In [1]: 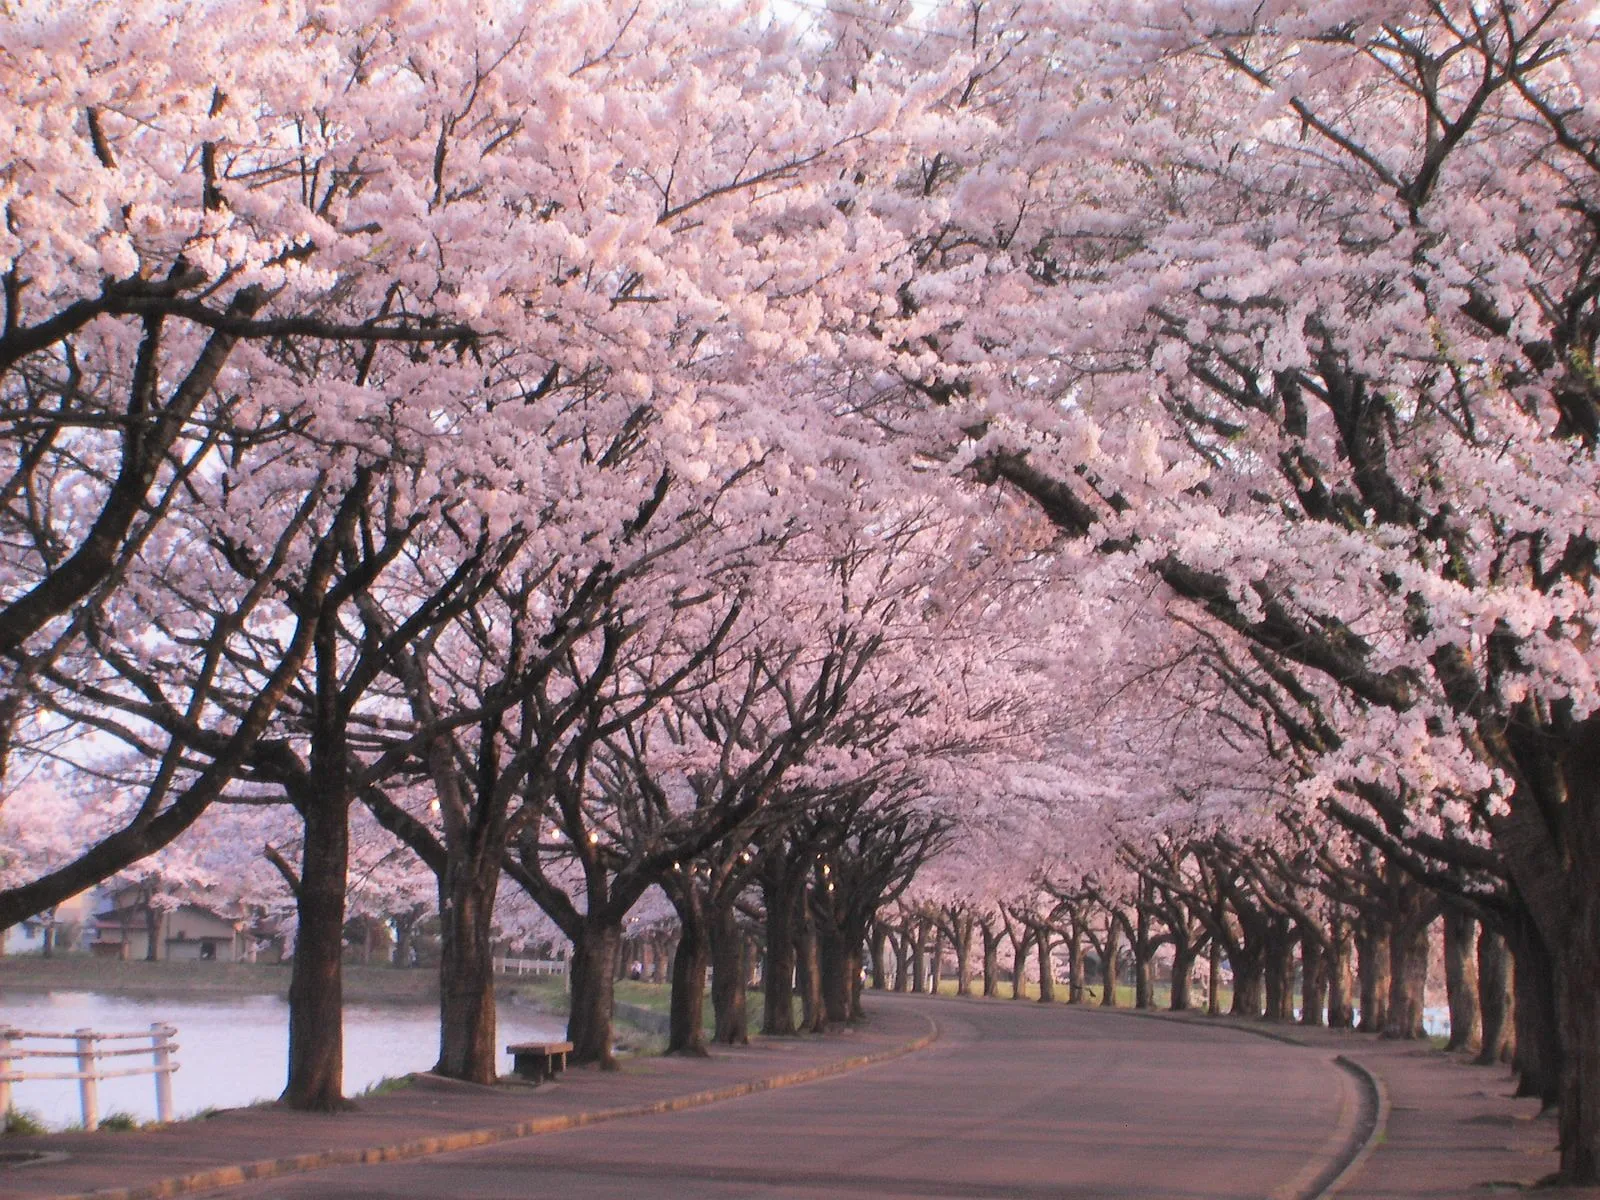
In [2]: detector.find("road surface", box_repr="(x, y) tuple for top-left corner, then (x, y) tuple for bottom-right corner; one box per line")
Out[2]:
(211, 994), (1352, 1199)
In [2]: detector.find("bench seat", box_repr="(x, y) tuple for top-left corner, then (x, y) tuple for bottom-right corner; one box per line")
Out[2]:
(506, 1040), (574, 1082)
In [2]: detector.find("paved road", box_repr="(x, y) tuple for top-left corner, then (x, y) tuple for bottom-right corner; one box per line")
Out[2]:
(208, 995), (1351, 1200)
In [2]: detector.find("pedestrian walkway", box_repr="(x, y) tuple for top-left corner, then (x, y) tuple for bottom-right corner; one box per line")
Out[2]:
(0, 1005), (934, 1200)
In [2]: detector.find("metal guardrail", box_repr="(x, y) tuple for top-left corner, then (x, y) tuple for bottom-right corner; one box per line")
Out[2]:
(0, 1024), (178, 1129)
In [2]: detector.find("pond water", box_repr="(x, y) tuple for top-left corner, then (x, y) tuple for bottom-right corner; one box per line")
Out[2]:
(0, 991), (567, 1129)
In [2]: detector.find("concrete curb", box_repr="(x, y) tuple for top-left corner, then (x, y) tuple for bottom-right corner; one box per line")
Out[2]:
(43, 1016), (941, 1200)
(1312, 1054), (1389, 1199)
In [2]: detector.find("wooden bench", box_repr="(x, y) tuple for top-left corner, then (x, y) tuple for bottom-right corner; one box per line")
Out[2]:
(507, 1040), (573, 1082)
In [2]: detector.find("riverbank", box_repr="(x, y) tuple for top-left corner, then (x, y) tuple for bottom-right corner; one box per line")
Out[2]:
(0, 955), (568, 1008)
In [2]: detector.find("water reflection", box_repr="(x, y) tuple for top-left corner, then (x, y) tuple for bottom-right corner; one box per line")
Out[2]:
(0, 991), (566, 1129)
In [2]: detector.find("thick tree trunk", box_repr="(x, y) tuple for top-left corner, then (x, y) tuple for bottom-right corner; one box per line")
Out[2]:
(1476, 926), (1513, 1066)
(761, 868), (800, 1035)
(1299, 927), (1325, 1027)
(283, 787), (350, 1111)
(668, 913), (710, 1056)
(1383, 915), (1432, 1040)
(1008, 929), (1031, 1000)
(954, 917), (973, 997)
(1067, 919), (1085, 1005)
(1557, 903), (1600, 1182)
(435, 864), (499, 1083)
(911, 920), (929, 994)
(1134, 906), (1153, 1010)
(796, 906), (825, 1033)
(1443, 907), (1481, 1053)
(892, 929), (912, 993)
(1170, 942), (1195, 1012)
(1229, 941), (1264, 1018)
(927, 929), (942, 994)
(980, 921), (1000, 998)
(710, 903), (749, 1045)
(1100, 920), (1121, 1008)
(1264, 917), (1295, 1022)
(869, 923), (888, 991)
(818, 922), (851, 1025)
(1035, 929), (1055, 1004)
(567, 919), (621, 1068)
(1357, 915), (1390, 1033)
(1508, 912), (1561, 1107)
(1327, 915), (1355, 1029)
(143, 903), (164, 963)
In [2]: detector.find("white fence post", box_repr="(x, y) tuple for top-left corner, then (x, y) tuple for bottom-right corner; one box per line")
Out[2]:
(75, 1028), (99, 1131)
(151, 1024), (175, 1123)
(0, 1026), (14, 1118)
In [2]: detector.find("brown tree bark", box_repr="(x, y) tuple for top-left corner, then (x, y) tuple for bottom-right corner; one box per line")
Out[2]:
(1299, 924), (1325, 1027)
(1443, 907), (1481, 1053)
(980, 918), (1001, 998)
(1384, 913), (1433, 1040)
(1357, 913), (1390, 1032)
(710, 904), (749, 1045)
(282, 780), (351, 1111)
(1099, 918), (1121, 1008)
(435, 862), (500, 1082)
(668, 908), (710, 1056)
(1035, 928), (1056, 1003)
(1476, 926), (1513, 1066)
(1327, 914), (1356, 1030)
(568, 919), (621, 1068)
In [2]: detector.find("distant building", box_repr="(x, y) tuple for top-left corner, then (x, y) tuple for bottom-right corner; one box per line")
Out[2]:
(92, 886), (254, 962)
(2, 888), (101, 955)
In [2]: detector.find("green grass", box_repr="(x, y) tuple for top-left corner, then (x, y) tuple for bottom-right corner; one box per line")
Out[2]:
(357, 1074), (415, 1097)
(3, 1108), (47, 1136)
(96, 1112), (140, 1132)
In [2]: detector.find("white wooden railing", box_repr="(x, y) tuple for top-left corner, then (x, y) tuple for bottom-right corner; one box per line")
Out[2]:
(0, 1024), (178, 1130)
(492, 955), (567, 976)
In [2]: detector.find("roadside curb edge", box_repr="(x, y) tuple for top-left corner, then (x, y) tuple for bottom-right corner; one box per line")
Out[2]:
(44, 1016), (942, 1200)
(1309, 1054), (1389, 1200)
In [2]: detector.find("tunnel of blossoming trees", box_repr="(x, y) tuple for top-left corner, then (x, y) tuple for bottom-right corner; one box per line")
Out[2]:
(2, 0), (1599, 1183)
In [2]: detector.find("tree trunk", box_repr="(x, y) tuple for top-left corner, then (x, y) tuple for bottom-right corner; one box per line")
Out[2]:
(761, 866), (801, 1036)
(144, 902), (164, 963)
(567, 919), (621, 1068)
(818, 922), (851, 1025)
(435, 863), (499, 1083)
(927, 928), (942, 994)
(1100, 920), (1121, 1008)
(710, 903), (749, 1045)
(1064, 920), (1084, 1004)
(1229, 941), (1264, 1018)
(1327, 914), (1355, 1029)
(1557, 905), (1600, 1182)
(283, 786), (350, 1111)
(1207, 937), (1223, 1016)
(980, 920), (1000, 998)
(1170, 942), (1195, 1012)
(954, 917), (973, 997)
(1383, 915), (1432, 1040)
(668, 911), (710, 1056)
(1476, 926), (1513, 1067)
(1299, 926), (1325, 1028)
(911, 920), (929, 994)
(1507, 911), (1561, 1107)
(1264, 916), (1295, 1022)
(1357, 915), (1390, 1033)
(1443, 907), (1481, 1053)
(869, 924), (888, 991)
(892, 929), (912, 993)
(1134, 905), (1153, 1010)
(1035, 929), (1055, 1003)
(796, 905), (825, 1033)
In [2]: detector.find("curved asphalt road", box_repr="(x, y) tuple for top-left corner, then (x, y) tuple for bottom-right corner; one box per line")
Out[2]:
(213, 995), (1351, 1200)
